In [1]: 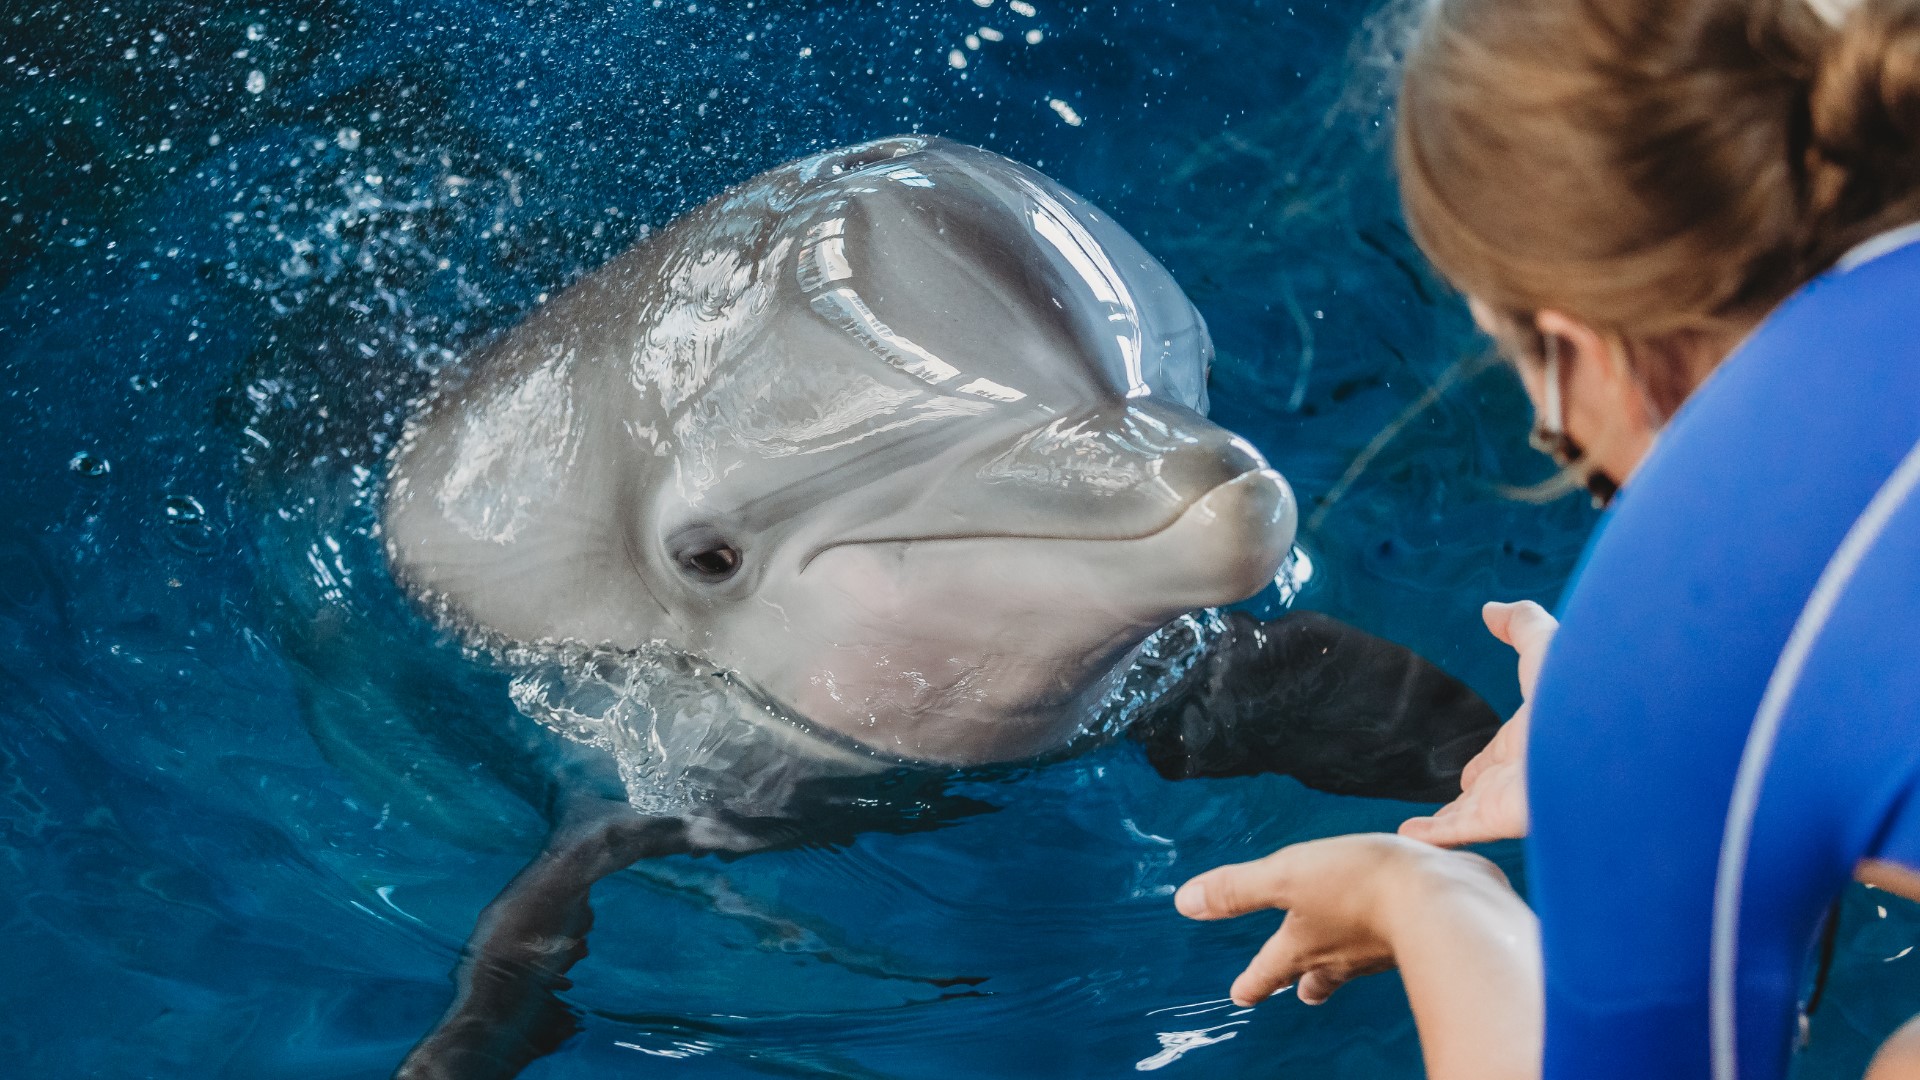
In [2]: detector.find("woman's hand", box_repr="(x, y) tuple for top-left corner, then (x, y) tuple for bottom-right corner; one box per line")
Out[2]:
(1399, 601), (1557, 847)
(1177, 835), (1543, 1080)
(1175, 834), (1508, 1007)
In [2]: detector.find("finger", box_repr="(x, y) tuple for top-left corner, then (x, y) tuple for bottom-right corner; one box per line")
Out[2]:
(1230, 925), (1309, 1007)
(1458, 733), (1492, 787)
(1483, 600), (1553, 648)
(1459, 715), (1523, 789)
(1460, 750), (1488, 790)
(1400, 814), (1493, 848)
(1485, 601), (1558, 698)
(1400, 788), (1495, 846)
(1505, 609), (1558, 693)
(1296, 967), (1349, 1006)
(1400, 778), (1475, 833)
(1300, 956), (1398, 1004)
(1398, 810), (1484, 848)
(1482, 600), (1523, 645)
(1401, 777), (1527, 846)
(1398, 811), (1447, 844)
(1504, 602), (1557, 657)
(1177, 853), (1295, 921)
(1458, 729), (1504, 789)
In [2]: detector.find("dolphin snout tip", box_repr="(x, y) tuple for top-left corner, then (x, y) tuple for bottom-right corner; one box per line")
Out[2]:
(1186, 467), (1298, 599)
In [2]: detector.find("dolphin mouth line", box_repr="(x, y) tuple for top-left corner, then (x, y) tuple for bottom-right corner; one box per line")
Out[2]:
(797, 466), (1279, 574)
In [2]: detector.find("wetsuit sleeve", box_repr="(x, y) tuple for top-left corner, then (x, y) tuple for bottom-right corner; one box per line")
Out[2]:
(1527, 504), (1778, 1080)
(1721, 470), (1920, 1079)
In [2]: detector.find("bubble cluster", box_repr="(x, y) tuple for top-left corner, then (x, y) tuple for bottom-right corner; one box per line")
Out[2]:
(68, 451), (110, 477)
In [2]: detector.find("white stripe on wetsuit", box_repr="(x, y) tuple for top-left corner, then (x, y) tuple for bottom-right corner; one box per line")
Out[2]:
(1709, 434), (1920, 1080)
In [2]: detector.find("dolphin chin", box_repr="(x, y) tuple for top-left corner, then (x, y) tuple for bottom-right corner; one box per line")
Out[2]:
(753, 466), (1295, 767)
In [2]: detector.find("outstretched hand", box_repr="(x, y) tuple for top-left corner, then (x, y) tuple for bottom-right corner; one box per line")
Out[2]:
(1174, 834), (1513, 1007)
(1177, 834), (1542, 1080)
(1398, 601), (1557, 848)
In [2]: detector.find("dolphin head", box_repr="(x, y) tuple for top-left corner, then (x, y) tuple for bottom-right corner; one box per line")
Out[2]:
(386, 137), (1295, 770)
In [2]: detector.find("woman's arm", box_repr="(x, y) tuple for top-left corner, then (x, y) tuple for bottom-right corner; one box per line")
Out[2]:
(1178, 834), (1542, 1080)
(1871, 1017), (1920, 1080)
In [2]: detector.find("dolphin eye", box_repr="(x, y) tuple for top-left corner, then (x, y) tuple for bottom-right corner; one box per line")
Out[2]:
(672, 532), (742, 583)
(685, 544), (740, 579)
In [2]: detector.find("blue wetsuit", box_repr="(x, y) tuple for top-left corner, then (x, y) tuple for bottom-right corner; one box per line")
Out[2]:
(1527, 223), (1920, 1080)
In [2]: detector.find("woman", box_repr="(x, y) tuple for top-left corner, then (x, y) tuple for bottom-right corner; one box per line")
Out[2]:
(1175, 0), (1920, 1077)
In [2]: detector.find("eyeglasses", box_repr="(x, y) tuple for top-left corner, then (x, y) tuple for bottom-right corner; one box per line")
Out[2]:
(1527, 333), (1619, 509)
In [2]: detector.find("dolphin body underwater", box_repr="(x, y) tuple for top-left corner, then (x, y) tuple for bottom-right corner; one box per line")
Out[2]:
(378, 136), (1498, 1077)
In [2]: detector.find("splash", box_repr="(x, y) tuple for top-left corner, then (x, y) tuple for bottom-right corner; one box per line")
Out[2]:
(498, 608), (1229, 815)
(1085, 608), (1232, 741)
(501, 640), (872, 816)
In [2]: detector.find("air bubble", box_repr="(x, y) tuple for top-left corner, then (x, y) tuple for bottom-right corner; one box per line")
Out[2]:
(164, 495), (206, 524)
(69, 452), (110, 477)
(162, 494), (220, 553)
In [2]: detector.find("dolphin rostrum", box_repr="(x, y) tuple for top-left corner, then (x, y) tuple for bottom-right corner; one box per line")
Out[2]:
(380, 136), (1499, 1078)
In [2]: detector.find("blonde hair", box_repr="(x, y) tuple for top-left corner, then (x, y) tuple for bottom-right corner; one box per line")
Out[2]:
(1396, 0), (1920, 403)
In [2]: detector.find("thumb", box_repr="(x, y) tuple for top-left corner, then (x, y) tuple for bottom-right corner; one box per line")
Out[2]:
(1484, 600), (1557, 687)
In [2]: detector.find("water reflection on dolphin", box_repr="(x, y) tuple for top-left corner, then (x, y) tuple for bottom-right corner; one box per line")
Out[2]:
(380, 137), (1497, 1078)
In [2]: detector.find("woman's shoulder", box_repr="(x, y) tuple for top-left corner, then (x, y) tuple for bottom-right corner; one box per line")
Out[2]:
(1554, 230), (1920, 685)
(1530, 228), (1920, 834)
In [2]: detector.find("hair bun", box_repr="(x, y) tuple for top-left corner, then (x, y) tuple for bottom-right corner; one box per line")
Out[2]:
(1805, 0), (1920, 254)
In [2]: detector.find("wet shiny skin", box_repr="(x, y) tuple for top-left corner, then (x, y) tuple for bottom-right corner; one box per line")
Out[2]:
(383, 137), (1296, 772)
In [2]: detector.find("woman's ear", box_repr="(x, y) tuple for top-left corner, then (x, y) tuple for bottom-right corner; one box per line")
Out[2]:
(1535, 309), (1663, 480)
(1535, 309), (1659, 429)
(1534, 310), (1620, 384)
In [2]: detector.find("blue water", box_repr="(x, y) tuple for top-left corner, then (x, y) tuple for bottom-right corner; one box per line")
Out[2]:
(3, 1), (1916, 1076)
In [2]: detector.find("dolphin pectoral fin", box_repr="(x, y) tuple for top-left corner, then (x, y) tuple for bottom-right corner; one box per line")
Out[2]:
(392, 775), (997, 1080)
(1129, 610), (1501, 803)
(394, 803), (694, 1080)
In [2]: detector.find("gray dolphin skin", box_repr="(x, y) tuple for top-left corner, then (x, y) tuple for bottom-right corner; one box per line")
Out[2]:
(382, 136), (1498, 1079)
(384, 134), (1294, 770)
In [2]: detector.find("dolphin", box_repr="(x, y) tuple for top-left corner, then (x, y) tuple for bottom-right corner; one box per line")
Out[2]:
(379, 136), (1498, 1078)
